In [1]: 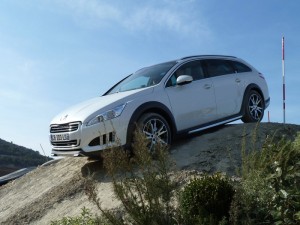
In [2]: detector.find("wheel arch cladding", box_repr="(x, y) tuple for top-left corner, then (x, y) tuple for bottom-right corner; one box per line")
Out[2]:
(126, 101), (177, 144)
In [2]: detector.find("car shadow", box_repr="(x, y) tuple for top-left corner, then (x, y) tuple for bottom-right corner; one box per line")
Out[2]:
(81, 157), (106, 178)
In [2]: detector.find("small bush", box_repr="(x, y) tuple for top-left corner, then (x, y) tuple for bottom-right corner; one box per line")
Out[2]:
(50, 207), (104, 225)
(85, 130), (179, 225)
(230, 131), (300, 225)
(179, 173), (234, 225)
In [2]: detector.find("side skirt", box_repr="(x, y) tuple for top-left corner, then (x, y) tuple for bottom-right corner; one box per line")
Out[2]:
(187, 116), (243, 135)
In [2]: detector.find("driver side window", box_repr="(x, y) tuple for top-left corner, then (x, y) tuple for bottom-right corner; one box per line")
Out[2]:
(166, 60), (204, 87)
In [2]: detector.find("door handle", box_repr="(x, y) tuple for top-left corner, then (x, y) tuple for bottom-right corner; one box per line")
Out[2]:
(204, 84), (211, 89)
(235, 78), (241, 83)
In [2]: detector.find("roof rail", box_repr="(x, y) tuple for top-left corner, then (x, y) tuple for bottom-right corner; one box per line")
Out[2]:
(180, 55), (237, 60)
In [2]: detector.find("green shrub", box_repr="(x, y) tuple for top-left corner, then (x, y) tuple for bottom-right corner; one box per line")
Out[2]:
(230, 132), (300, 225)
(50, 207), (105, 225)
(84, 130), (178, 225)
(179, 173), (234, 225)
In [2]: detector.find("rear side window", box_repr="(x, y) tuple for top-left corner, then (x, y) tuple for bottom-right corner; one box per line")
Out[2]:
(230, 60), (252, 73)
(204, 59), (235, 77)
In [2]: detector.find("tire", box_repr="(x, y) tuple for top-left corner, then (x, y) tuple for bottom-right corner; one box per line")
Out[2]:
(137, 113), (171, 152)
(241, 90), (265, 123)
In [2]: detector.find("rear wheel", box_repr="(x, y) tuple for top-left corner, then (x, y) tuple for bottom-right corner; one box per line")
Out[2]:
(242, 90), (264, 123)
(137, 113), (171, 152)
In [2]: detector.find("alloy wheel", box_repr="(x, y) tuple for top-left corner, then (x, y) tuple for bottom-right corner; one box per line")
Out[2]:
(248, 93), (263, 120)
(142, 118), (169, 151)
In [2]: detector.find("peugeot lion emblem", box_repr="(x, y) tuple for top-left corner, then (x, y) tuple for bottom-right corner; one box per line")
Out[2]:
(60, 114), (68, 121)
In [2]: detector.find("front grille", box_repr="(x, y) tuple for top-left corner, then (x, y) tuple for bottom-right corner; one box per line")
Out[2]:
(51, 140), (78, 147)
(50, 122), (80, 133)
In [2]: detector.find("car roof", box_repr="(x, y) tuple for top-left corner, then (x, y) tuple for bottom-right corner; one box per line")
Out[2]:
(139, 55), (241, 73)
(179, 55), (237, 61)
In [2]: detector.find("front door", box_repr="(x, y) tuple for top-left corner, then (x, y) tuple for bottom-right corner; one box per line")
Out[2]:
(165, 60), (217, 131)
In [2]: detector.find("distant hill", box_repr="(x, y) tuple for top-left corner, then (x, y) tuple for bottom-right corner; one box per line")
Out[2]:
(0, 138), (52, 176)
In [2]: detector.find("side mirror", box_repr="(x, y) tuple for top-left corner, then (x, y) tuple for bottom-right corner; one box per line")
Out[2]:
(177, 75), (193, 86)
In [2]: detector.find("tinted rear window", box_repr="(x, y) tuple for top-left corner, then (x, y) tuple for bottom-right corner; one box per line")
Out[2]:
(204, 59), (235, 77)
(230, 60), (252, 73)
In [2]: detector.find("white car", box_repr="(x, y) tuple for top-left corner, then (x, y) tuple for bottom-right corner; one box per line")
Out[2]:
(50, 55), (270, 157)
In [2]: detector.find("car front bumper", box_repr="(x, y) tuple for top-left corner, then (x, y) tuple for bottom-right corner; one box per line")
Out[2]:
(50, 118), (127, 156)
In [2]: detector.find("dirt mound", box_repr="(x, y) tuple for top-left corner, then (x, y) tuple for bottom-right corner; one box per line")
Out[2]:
(0, 123), (299, 224)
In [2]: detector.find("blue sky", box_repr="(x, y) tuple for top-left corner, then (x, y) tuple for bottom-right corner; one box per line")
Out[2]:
(0, 0), (299, 157)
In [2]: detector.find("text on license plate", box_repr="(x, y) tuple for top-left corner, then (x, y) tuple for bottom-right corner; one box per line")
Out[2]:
(51, 134), (70, 142)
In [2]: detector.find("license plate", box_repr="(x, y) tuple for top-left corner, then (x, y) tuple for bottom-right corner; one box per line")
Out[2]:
(51, 133), (70, 142)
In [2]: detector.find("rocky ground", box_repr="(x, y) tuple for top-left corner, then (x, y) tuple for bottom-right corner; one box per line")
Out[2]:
(0, 122), (299, 225)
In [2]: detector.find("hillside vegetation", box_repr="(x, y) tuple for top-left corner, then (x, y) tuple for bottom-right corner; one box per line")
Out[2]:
(0, 138), (51, 176)
(0, 123), (299, 224)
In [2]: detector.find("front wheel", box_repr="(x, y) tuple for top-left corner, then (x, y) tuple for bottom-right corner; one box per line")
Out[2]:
(137, 113), (171, 152)
(241, 90), (265, 123)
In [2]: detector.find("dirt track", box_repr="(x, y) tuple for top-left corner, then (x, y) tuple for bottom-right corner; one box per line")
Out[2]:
(1, 122), (299, 225)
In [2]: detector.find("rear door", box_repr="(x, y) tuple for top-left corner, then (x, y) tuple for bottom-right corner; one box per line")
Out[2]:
(165, 60), (217, 131)
(203, 59), (241, 119)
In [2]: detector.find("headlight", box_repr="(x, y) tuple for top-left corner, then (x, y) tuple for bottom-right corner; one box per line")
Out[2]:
(86, 103), (126, 126)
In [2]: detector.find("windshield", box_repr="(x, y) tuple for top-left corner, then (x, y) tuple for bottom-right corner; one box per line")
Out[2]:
(106, 61), (176, 94)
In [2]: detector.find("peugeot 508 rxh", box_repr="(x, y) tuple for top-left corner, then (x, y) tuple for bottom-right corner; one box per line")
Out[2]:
(50, 55), (270, 156)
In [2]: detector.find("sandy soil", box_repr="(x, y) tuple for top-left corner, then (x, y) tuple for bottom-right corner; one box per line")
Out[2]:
(0, 122), (299, 225)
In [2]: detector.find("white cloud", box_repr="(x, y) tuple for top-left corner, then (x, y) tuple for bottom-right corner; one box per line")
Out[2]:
(58, 0), (120, 21)
(47, 0), (121, 28)
(123, 7), (186, 32)
(50, 0), (211, 38)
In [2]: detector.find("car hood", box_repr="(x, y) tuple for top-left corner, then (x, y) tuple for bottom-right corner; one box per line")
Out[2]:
(50, 88), (153, 124)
